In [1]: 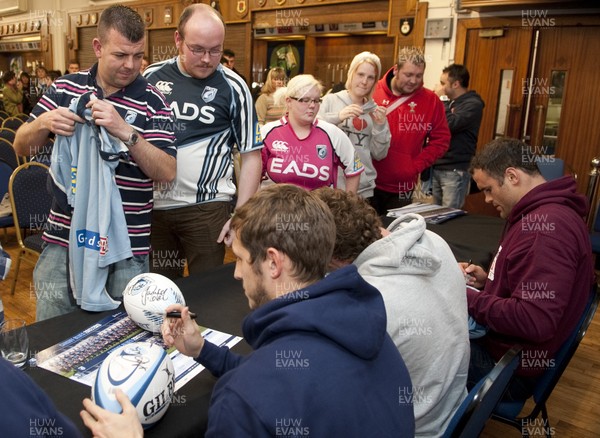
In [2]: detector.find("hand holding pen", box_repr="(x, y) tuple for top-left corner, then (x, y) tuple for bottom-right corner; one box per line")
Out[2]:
(161, 305), (205, 358)
(459, 259), (488, 289)
(463, 259), (476, 286)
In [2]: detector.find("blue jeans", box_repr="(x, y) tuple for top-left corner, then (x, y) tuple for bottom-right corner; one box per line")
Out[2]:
(34, 243), (148, 321)
(432, 168), (471, 209)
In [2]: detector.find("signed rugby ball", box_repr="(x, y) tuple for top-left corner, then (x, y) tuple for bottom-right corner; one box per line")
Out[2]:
(123, 273), (186, 333)
(92, 342), (175, 428)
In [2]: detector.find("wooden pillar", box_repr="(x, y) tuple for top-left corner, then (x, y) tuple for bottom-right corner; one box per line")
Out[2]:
(388, 0), (428, 57)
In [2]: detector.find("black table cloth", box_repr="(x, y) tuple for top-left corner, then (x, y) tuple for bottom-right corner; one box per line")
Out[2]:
(383, 213), (505, 268)
(25, 264), (250, 437)
(23, 214), (504, 436)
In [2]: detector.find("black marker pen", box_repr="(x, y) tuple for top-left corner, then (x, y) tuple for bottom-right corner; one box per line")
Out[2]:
(166, 311), (197, 320)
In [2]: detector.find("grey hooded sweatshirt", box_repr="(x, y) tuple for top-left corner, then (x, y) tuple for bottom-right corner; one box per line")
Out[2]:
(354, 213), (470, 437)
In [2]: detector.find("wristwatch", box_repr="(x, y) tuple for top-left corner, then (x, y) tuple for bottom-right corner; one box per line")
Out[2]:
(124, 130), (140, 148)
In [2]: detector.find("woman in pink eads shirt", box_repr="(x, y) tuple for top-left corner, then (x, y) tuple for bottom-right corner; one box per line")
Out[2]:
(260, 74), (364, 192)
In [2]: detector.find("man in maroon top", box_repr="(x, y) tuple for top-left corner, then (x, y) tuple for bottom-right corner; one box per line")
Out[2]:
(462, 138), (594, 401)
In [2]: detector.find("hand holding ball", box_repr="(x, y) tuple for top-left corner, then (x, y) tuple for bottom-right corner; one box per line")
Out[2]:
(92, 342), (175, 429)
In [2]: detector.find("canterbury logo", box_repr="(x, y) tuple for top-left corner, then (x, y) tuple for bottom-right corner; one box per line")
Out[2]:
(155, 81), (173, 95)
(271, 140), (289, 152)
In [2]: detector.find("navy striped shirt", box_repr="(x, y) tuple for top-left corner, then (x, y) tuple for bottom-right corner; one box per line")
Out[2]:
(30, 63), (176, 255)
(144, 58), (262, 208)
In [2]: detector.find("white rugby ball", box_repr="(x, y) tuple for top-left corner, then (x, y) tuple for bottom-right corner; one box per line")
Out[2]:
(92, 342), (175, 429)
(123, 273), (186, 333)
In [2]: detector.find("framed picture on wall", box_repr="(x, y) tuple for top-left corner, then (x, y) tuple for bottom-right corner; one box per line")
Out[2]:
(9, 56), (22, 74)
(267, 41), (304, 78)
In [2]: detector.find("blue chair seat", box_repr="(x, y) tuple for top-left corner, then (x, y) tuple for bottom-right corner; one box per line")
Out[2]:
(23, 233), (45, 253)
(442, 378), (486, 438)
(0, 216), (13, 228)
(590, 233), (600, 253)
(493, 399), (526, 419)
(0, 159), (15, 236)
(591, 201), (599, 268)
(591, 203), (600, 260)
(0, 138), (18, 169)
(492, 284), (599, 437)
(536, 157), (564, 181)
(442, 345), (522, 438)
(8, 162), (52, 295)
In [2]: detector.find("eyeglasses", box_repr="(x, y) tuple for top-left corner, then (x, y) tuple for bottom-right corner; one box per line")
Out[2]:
(290, 97), (322, 105)
(183, 41), (223, 58)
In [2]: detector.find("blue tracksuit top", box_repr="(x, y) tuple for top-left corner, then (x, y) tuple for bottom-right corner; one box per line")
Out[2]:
(50, 91), (133, 311)
(0, 357), (82, 437)
(197, 264), (416, 437)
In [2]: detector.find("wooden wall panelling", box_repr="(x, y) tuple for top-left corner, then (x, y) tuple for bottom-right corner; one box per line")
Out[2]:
(387, 0), (426, 61)
(131, 0), (187, 29)
(224, 23), (252, 82)
(251, 0), (392, 81)
(66, 0), (184, 68)
(311, 34), (396, 89)
(253, 34), (395, 87)
(252, 0), (389, 27)
(252, 40), (269, 84)
(455, 14), (600, 202)
(534, 26), (600, 196)
(304, 36), (317, 81)
(251, 0), (369, 10)
(40, 17), (53, 70)
(67, 14), (80, 61)
(76, 27), (98, 71)
(459, 0), (593, 12)
(67, 8), (104, 67)
(219, 0), (251, 23)
(505, 28), (535, 141)
(456, 17), (536, 148)
(388, 0), (419, 36)
(461, 26), (533, 147)
(411, 2), (428, 50)
(0, 14), (52, 71)
(455, 14), (600, 62)
(453, 19), (469, 64)
(147, 29), (177, 65)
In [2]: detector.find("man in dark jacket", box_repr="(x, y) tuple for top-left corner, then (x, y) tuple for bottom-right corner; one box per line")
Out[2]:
(433, 64), (484, 208)
(461, 138), (594, 401)
(81, 184), (415, 437)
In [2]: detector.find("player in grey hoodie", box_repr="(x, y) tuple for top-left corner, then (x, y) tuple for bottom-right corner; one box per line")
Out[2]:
(315, 187), (470, 437)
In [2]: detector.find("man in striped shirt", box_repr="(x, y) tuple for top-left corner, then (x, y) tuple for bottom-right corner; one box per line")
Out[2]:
(14, 5), (176, 321)
(144, 4), (262, 279)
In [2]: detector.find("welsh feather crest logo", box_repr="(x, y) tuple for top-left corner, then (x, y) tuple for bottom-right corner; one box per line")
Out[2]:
(202, 86), (218, 103)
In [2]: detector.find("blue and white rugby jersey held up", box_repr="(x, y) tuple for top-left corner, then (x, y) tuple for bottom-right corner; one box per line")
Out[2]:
(30, 64), (176, 256)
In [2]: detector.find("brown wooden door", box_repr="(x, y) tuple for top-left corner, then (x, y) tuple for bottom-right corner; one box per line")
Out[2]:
(525, 26), (600, 195)
(462, 27), (533, 147)
(461, 22), (600, 201)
